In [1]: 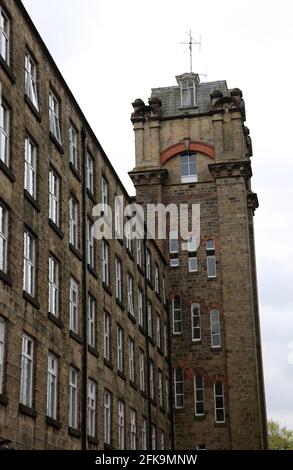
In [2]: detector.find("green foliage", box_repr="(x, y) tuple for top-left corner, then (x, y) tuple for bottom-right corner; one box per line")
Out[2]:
(268, 419), (293, 450)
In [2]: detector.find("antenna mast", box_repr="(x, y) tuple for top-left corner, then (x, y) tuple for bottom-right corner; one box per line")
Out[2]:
(180, 30), (202, 73)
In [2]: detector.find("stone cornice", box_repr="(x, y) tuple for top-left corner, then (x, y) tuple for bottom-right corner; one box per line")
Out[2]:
(129, 167), (168, 186)
(208, 160), (252, 180)
(247, 191), (259, 214)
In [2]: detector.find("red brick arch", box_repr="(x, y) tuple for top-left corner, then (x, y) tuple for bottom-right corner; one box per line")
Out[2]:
(160, 141), (215, 165)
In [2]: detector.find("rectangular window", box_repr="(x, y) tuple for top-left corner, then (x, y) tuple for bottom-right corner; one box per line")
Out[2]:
(125, 221), (132, 253)
(172, 297), (182, 335)
(194, 374), (204, 416)
(49, 169), (60, 227)
(136, 238), (142, 267)
(86, 151), (94, 194)
(147, 301), (152, 338)
(139, 350), (145, 392)
(20, 334), (34, 408)
(0, 8), (9, 63)
(152, 424), (156, 450)
(189, 256), (198, 272)
(48, 256), (59, 317)
(211, 308), (221, 348)
(69, 197), (78, 248)
(0, 203), (8, 273)
(207, 240), (217, 278)
(191, 303), (201, 341)
(24, 136), (37, 198)
(156, 315), (161, 348)
(138, 289), (143, 328)
(155, 264), (160, 295)
(128, 337), (135, 382)
(127, 273), (134, 316)
(49, 91), (61, 143)
(70, 278), (78, 333)
(0, 102), (9, 165)
(117, 326), (124, 372)
(181, 153), (197, 183)
(115, 257), (122, 302)
(165, 377), (169, 414)
(141, 417), (147, 450)
(115, 196), (123, 238)
(87, 218), (95, 269)
(88, 295), (96, 349)
(23, 231), (35, 297)
(69, 367), (78, 429)
(102, 240), (109, 286)
(164, 323), (168, 357)
(158, 369), (163, 409)
(118, 401), (125, 450)
(102, 176), (109, 216)
(149, 360), (154, 400)
(181, 79), (196, 108)
(170, 258), (179, 268)
(162, 276), (166, 304)
(88, 380), (96, 437)
(104, 390), (111, 445)
(0, 318), (5, 394)
(47, 353), (58, 419)
(130, 410), (137, 450)
(104, 313), (110, 361)
(25, 51), (38, 109)
(160, 431), (165, 450)
(214, 382), (225, 423)
(69, 124), (78, 168)
(146, 249), (151, 281)
(174, 368), (184, 408)
(169, 229), (178, 254)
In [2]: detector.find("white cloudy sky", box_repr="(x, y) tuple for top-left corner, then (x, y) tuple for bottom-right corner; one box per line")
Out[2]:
(23, 0), (293, 428)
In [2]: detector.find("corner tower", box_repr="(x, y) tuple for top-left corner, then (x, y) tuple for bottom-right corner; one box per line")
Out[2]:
(129, 73), (267, 449)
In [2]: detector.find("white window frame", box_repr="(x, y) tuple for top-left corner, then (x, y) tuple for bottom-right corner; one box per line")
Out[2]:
(70, 278), (78, 333)
(127, 273), (134, 316)
(170, 258), (179, 268)
(69, 197), (78, 248)
(104, 390), (111, 445)
(189, 256), (198, 273)
(169, 229), (178, 254)
(180, 78), (196, 107)
(181, 152), (197, 183)
(160, 431), (165, 450)
(20, 334), (34, 408)
(49, 255), (59, 317)
(128, 337), (135, 382)
(87, 218), (95, 269)
(147, 301), (152, 338)
(141, 417), (147, 450)
(88, 295), (95, 349)
(115, 196), (123, 238)
(49, 90), (61, 143)
(152, 424), (156, 450)
(102, 176), (109, 216)
(139, 350), (145, 392)
(138, 289), (143, 328)
(211, 308), (221, 348)
(118, 401), (125, 450)
(25, 51), (38, 109)
(136, 238), (142, 267)
(88, 380), (96, 437)
(0, 318), (5, 394)
(174, 368), (184, 409)
(0, 203), (8, 273)
(24, 136), (37, 198)
(149, 360), (154, 400)
(164, 323), (168, 357)
(117, 326), (123, 372)
(102, 240), (109, 286)
(194, 374), (204, 417)
(130, 409), (137, 450)
(165, 377), (169, 414)
(115, 257), (122, 302)
(207, 240), (217, 278)
(155, 264), (160, 295)
(146, 249), (151, 280)
(49, 168), (60, 227)
(86, 151), (94, 194)
(0, 7), (9, 64)
(69, 367), (78, 429)
(162, 276), (166, 304)
(214, 381), (225, 423)
(125, 220), (132, 253)
(69, 123), (78, 168)
(156, 315), (161, 349)
(158, 369), (163, 408)
(191, 303), (201, 342)
(47, 353), (58, 419)
(172, 297), (182, 335)
(0, 102), (9, 166)
(104, 313), (110, 361)
(23, 231), (35, 297)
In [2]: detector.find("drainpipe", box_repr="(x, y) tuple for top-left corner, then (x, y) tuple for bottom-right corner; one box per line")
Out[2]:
(81, 128), (88, 450)
(143, 230), (152, 450)
(167, 300), (175, 450)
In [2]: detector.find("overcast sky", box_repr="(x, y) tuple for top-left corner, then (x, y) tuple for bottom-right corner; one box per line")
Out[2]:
(23, 0), (293, 429)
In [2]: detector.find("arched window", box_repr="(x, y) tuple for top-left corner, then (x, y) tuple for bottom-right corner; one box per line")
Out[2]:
(210, 309), (221, 348)
(181, 153), (197, 183)
(214, 381), (225, 423)
(194, 374), (204, 416)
